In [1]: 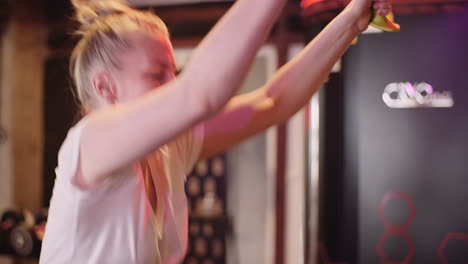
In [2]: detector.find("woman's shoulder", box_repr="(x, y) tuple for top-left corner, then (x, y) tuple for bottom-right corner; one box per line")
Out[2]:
(56, 115), (91, 180)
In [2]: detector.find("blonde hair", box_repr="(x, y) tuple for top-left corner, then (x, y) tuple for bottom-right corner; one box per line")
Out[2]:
(70, 0), (169, 112)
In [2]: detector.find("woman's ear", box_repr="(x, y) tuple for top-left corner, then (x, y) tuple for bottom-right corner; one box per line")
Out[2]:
(92, 72), (118, 104)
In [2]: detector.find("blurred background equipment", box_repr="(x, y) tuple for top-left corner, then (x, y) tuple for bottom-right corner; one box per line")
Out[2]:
(8, 208), (47, 258)
(0, 209), (24, 255)
(186, 156), (229, 264)
(0, 208), (48, 258)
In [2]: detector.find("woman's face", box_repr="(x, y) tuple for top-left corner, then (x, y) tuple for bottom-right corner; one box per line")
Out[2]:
(110, 30), (177, 104)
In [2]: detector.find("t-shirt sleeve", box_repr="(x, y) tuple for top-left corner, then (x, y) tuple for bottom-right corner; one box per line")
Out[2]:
(170, 123), (205, 176)
(55, 117), (89, 189)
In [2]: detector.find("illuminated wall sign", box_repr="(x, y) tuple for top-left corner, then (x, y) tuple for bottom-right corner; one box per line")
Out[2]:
(382, 82), (454, 108)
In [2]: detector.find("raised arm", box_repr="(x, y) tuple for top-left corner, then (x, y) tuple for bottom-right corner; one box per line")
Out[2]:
(263, 0), (376, 121)
(77, 0), (287, 187)
(199, 0), (391, 159)
(180, 0), (287, 112)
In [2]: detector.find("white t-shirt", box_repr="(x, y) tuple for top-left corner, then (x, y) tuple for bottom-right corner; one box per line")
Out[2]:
(40, 117), (204, 264)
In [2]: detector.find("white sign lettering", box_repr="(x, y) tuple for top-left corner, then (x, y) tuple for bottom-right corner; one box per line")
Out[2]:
(382, 82), (454, 108)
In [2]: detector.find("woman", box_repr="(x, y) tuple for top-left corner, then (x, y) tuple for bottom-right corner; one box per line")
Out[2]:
(40, 0), (391, 263)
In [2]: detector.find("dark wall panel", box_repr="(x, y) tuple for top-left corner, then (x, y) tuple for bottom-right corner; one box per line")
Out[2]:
(321, 7), (468, 264)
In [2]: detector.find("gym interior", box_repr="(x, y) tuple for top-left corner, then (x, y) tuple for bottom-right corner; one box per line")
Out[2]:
(1, 0), (468, 263)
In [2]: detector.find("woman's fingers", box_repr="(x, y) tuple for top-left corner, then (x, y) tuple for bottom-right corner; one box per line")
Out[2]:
(373, 1), (392, 16)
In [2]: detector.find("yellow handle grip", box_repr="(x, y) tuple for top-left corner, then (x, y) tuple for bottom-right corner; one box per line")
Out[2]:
(370, 11), (400, 32)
